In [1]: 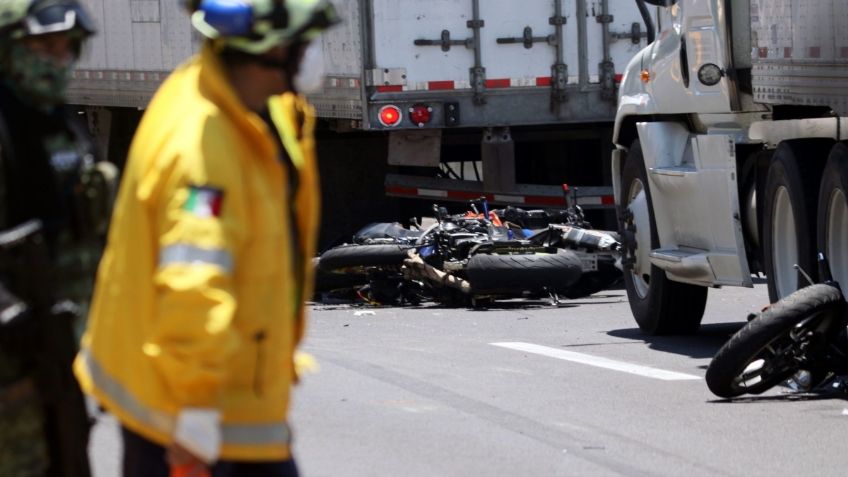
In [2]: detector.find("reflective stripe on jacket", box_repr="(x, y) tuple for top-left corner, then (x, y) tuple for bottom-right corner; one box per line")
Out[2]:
(74, 44), (320, 461)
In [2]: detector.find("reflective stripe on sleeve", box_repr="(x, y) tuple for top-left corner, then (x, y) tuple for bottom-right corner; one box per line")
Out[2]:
(159, 243), (234, 274)
(81, 350), (292, 447)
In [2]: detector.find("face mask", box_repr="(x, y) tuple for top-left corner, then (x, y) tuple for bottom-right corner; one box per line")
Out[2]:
(6, 42), (71, 109)
(292, 39), (326, 95)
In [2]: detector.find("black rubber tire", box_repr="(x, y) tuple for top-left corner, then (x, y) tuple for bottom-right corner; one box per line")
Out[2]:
(763, 139), (832, 302)
(705, 284), (844, 398)
(620, 140), (707, 335)
(561, 256), (622, 299)
(318, 244), (412, 272)
(466, 250), (582, 294)
(817, 142), (848, 289)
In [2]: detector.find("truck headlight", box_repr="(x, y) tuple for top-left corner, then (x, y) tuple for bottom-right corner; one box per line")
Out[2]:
(697, 64), (723, 86)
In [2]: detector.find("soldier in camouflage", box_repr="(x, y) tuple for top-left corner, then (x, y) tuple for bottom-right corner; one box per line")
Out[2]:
(0, 1), (114, 475)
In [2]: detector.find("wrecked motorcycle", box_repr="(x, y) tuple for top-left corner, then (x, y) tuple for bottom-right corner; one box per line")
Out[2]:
(705, 255), (848, 398)
(315, 196), (621, 306)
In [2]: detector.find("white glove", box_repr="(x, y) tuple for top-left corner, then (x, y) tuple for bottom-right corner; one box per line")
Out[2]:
(174, 408), (222, 464)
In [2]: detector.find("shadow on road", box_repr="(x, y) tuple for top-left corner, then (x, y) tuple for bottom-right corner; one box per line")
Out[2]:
(605, 322), (747, 360)
(707, 390), (848, 404)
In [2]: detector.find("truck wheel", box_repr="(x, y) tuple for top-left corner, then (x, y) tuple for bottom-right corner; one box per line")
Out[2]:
(619, 140), (707, 335)
(763, 140), (831, 302)
(817, 142), (848, 288)
(705, 283), (844, 398)
(318, 244), (412, 272)
(466, 250), (583, 294)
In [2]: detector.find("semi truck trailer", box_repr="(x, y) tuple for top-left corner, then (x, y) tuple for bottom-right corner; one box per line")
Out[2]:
(70, 0), (654, 247)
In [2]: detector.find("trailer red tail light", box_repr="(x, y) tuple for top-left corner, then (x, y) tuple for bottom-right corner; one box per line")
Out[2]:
(378, 105), (402, 127)
(409, 104), (432, 127)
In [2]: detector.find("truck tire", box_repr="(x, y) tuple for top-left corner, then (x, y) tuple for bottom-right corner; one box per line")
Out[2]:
(705, 284), (844, 398)
(619, 140), (707, 335)
(318, 244), (412, 272)
(817, 142), (848, 289)
(763, 140), (831, 302)
(466, 251), (582, 294)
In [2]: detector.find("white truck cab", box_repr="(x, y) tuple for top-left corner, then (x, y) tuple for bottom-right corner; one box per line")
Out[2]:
(612, 0), (848, 334)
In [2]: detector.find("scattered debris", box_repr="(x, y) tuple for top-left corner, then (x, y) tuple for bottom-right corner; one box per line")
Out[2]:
(354, 310), (376, 316)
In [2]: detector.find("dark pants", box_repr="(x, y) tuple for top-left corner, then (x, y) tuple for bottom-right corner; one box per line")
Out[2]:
(121, 427), (299, 477)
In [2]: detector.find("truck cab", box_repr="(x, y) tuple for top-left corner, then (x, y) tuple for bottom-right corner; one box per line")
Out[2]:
(612, 0), (848, 334)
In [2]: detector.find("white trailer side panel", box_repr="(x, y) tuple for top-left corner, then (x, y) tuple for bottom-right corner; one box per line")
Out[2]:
(480, 0), (579, 85)
(358, 0), (654, 130)
(372, 0), (475, 87)
(69, 0), (195, 107)
(586, 0), (652, 84)
(751, 0), (848, 114)
(310, 0), (365, 120)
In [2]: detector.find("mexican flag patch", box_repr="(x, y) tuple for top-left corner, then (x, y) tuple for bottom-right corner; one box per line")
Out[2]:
(184, 186), (224, 218)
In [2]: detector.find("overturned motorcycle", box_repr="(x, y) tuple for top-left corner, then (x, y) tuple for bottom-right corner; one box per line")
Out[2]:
(314, 197), (622, 307)
(705, 254), (848, 398)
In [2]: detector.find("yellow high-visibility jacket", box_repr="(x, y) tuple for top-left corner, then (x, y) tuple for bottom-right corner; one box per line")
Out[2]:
(74, 45), (320, 461)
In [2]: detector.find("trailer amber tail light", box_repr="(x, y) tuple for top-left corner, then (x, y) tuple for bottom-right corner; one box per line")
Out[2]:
(409, 104), (432, 127)
(378, 105), (402, 127)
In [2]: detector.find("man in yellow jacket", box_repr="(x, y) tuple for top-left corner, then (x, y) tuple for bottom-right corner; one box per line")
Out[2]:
(74, 1), (339, 475)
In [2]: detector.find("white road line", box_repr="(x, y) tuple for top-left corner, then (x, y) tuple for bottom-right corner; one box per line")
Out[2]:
(491, 342), (701, 381)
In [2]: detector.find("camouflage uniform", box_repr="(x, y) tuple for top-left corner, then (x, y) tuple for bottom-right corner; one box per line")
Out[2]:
(0, 1), (111, 475)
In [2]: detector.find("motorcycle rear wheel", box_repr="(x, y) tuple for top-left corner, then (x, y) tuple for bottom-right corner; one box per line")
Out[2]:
(466, 250), (582, 294)
(705, 284), (844, 398)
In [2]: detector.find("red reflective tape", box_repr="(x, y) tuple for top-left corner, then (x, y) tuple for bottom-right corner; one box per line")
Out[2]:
(486, 78), (511, 89)
(428, 81), (455, 91)
(446, 190), (488, 201)
(783, 47), (793, 59)
(601, 195), (616, 206)
(809, 46), (821, 58)
(385, 186), (418, 196)
(376, 85), (403, 93)
(523, 196), (567, 207)
(614, 74), (623, 83)
(758, 47), (768, 58)
(842, 47), (848, 58)
(535, 77), (552, 86)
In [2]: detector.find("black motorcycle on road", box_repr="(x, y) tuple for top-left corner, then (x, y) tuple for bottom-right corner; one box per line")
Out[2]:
(315, 196), (621, 307)
(706, 255), (848, 398)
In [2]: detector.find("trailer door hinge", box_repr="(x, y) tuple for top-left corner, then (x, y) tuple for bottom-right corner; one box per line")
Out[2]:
(549, 14), (567, 26)
(595, 14), (614, 24)
(599, 60), (616, 100)
(610, 22), (647, 45)
(552, 63), (568, 103)
(470, 66), (487, 105)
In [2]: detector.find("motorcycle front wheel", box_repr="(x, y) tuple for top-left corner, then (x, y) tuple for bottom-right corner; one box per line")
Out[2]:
(705, 284), (844, 398)
(318, 244), (414, 272)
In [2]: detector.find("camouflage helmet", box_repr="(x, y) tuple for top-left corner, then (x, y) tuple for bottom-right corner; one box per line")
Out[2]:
(0, 0), (95, 41)
(191, 0), (340, 55)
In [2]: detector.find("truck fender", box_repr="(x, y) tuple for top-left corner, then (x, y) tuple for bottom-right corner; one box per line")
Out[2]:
(631, 121), (690, 254)
(613, 49), (657, 144)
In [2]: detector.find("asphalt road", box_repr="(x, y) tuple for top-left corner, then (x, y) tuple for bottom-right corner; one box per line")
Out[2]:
(91, 282), (848, 476)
